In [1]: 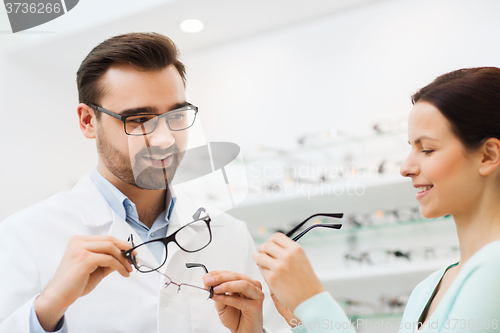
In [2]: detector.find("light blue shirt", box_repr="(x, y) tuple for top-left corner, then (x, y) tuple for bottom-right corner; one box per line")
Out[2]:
(30, 169), (175, 333)
(290, 240), (500, 333)
(89, 168), (175, 264)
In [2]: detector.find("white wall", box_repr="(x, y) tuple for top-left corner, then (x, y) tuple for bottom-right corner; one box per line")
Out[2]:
(2, 0), (500, 220)
(183, 0), (500, 151)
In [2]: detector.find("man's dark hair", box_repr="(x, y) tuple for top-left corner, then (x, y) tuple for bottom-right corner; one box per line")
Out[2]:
(77, 32), (186, 119)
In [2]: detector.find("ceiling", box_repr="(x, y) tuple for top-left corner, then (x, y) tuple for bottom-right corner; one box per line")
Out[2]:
(0, 0), (386, 55)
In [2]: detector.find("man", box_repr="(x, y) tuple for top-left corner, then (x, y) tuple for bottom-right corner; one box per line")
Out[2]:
(0, 33), (285, 333)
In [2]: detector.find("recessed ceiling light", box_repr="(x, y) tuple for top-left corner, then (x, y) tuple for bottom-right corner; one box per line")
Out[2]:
(180, 19), (204, 33)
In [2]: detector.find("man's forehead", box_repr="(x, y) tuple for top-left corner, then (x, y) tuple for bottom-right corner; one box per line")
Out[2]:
(98, 64), (185, 109)
(101, 63), (180, 85)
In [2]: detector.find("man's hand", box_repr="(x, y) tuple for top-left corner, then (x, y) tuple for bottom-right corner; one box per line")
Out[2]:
(203, 271), (264, 333)
(253, 232), (325, 312)
(34, 235), (133, 331)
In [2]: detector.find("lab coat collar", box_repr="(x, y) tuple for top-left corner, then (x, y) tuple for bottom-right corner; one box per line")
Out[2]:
(166, 188), (225, 233)
(70, 175), (160, 288)
(71, 174), (178, 228)
(71, 175), (114, 227)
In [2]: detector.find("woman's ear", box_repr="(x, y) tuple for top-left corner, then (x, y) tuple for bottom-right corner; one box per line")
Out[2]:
(77, 103), (97, 139)
(478, 138), (500, 176)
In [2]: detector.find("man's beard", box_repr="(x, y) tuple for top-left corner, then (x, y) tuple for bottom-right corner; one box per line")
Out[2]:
(96, 131), (184, 190)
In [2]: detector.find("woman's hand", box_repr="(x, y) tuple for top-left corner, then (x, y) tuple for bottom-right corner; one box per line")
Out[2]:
(270, 292), (302, 328)
(203, 271), (264, 333)
(253, 232), (325, 312)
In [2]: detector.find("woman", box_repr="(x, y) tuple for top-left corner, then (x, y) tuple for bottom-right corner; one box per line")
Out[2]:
(252, 67), (500, 332)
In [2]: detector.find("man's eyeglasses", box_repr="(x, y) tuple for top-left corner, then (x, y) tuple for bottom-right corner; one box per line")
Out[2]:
(137, 261), (214, 300)
(285, 213), (343, 241)
(87, 103), (198, 136)
(122, 208), (211, 272)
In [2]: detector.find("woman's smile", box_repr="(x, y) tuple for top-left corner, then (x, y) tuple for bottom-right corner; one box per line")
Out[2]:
(415, 184), (434, 199)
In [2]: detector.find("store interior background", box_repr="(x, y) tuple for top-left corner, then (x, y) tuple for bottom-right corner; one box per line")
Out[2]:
(1, 0), (500, 331)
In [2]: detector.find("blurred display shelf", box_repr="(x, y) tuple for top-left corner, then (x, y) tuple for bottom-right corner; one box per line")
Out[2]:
(251, 215), (454, 244)
(245, 129), (409, 160)
(224, 132), (459, 329)
(228, 174), (459, 309)
(307, 215), (458, 287)
(316, 256), (457, 283)
(321, 261), (456, 333)
(228, 175), (417, 234)
(236, 174), (411, 208)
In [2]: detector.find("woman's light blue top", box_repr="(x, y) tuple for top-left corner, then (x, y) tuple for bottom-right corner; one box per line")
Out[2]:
(291, 240), (500, 332)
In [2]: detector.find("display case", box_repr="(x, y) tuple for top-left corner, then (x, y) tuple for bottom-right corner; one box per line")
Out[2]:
(225, 130), (459, 333)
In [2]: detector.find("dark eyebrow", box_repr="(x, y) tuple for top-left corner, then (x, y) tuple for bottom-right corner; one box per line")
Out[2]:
(408, 135), (438, 145)
(119, 106), (158, 117)
(118, 102), (190, 117)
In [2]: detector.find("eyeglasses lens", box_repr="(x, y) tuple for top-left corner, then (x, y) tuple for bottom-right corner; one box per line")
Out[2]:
(175, 219), (211, 252)
(130, 243), (167, 273)
(126, 108), (197, 135)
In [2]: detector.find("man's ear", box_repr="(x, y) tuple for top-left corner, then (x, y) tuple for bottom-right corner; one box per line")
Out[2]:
(77, 103), (97, 139)
(478, 138), (500, 176)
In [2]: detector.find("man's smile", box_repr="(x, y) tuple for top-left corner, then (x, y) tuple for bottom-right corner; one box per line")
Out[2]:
(141, 154), (173, 168)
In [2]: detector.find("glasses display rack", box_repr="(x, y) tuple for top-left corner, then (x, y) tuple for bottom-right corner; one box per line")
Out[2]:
(226, 130), (459, 333)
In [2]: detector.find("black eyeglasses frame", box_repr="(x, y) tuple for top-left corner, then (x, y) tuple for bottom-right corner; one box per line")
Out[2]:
(285, 213), (343, 242)
(87, 102), (198, 136)
(122, 208), (212, 273)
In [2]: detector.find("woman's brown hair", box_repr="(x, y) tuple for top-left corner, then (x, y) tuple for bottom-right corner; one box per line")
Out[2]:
(412, 67), (500, 151)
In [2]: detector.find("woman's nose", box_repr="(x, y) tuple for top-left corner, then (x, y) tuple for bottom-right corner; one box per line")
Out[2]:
(400, 154), (419, 178)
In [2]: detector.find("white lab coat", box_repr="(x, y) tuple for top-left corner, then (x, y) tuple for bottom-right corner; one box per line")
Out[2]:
(0, 175), (289, 333)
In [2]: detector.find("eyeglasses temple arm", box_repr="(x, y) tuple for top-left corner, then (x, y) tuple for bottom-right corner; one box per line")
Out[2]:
(192, 207), (207, 220)
(285, 213), (343, 238)
(122, 234), (135, 262)
(186, 263), (214, 298)
(292, 224), (342, 242)
(87, 103), (123, 121)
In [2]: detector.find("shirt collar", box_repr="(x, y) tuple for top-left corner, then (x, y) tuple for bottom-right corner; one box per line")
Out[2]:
(90, 168), (175, 223)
